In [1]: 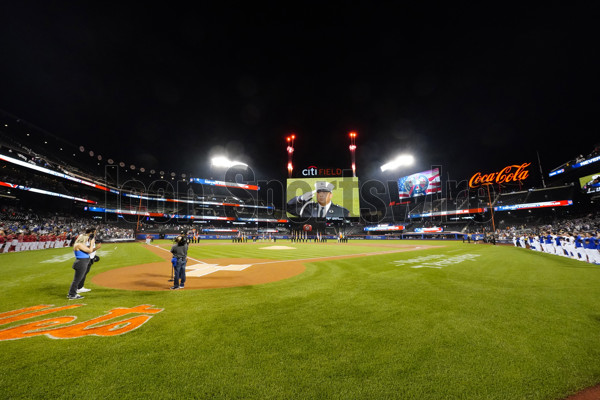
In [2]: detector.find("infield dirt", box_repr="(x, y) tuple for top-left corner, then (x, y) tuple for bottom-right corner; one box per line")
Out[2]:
(92, 242), (438, 291)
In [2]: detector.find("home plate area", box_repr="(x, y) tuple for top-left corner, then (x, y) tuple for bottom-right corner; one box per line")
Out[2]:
(92, 243), (439, 291)
(92, 253), (307, 290)
(186, 263), (253, 277)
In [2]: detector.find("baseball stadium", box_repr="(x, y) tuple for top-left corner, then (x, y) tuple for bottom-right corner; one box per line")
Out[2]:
(1, 111), (600, 400)
(3, 4), (600, 400)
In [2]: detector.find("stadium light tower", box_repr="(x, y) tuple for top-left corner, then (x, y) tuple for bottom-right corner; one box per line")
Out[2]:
(349, 131), (357, 177)
(286, 134), (295, 178)
(380, 154), (415, 172)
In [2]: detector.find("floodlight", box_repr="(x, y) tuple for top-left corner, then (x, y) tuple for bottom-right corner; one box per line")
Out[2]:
(380, 154), (415, 172)
(211, 156), (248, 169)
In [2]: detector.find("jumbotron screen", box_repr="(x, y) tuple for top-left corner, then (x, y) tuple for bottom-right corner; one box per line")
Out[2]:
(579, 172), (600, 194)
(397, 168), (441, 199)
(286, 177), (360, 218)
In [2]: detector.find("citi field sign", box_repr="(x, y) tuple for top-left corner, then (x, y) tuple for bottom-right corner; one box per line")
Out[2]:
(301, 165), (343, 177)
(469, 162), (531, 188)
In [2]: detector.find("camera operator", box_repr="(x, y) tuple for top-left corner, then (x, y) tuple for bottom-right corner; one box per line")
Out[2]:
(77, 227), (102, 294)
(170, 235), (188, 290)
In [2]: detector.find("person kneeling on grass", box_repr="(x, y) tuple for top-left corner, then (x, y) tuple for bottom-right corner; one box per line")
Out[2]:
(170, 236), (188, 290)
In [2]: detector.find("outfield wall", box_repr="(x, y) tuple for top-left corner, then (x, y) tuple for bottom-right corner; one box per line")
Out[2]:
(136, 233), (479, 241)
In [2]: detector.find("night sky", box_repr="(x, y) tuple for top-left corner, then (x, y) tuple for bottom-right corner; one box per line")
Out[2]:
(1, 3), (598, 187)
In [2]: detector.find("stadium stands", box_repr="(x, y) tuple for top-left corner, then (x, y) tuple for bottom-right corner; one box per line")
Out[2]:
(1, 113), (598, 246)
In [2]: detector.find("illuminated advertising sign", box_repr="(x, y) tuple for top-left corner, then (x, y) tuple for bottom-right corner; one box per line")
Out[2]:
(550, 155), (600, 177)
(548, 169), (564, 177)
(237, 218), (288, 223)
(414, 227), (443, 233)
(189, 178), (259, 191)
(84, 206), (235, 221)
(0, 154), (117, 194)
(494, 199), (572, 211)
(408, 207), (487, 219)
(123, 193), (272, 209)
(0, 181), (97, 204)
(301, 166), (343, 177)
(469, 163), (530, 188)
(364, 225), (405, 231)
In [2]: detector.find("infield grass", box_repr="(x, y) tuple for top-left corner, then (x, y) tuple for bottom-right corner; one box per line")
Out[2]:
(1, 240), (600, 399)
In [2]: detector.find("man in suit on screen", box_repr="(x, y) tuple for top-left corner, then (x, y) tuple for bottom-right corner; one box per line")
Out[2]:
(287, 181), (350, 218)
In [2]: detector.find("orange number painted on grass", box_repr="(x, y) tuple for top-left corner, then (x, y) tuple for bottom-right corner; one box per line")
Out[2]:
(0, 304), (163, 340)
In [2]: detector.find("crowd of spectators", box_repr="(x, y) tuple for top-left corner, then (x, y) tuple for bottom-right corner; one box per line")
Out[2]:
(0, 205), (134, 252)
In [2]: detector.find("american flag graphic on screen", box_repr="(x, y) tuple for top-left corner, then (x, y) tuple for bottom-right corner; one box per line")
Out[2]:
(398, 168), (441, 199)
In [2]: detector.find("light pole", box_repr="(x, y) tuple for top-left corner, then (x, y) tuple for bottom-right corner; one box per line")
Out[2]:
(286, 134), (295, 178)
(349, 131), (357, 177)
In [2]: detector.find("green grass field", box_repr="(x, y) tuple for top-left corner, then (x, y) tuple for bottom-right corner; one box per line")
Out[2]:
(1, 240), (600, 399)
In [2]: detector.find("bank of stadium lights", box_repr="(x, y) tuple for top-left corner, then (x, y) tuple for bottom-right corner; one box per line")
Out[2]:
(380, 154), (415, 172)
(286, 134), (295, 178)
(349, 131), (357, 177)
(210, 156), (248, 169)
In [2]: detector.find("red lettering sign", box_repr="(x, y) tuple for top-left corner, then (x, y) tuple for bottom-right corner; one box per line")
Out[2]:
(469, 163), (531, 188)
(301, 166), (343, 177)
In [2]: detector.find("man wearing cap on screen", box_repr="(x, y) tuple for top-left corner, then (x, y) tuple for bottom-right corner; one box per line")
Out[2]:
(287, 181), (350, 218)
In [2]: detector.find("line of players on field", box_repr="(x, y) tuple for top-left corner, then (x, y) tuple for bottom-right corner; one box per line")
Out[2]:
(513, 231), (600, 264)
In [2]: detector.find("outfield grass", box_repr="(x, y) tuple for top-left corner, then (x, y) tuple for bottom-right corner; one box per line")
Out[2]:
(1, 240), (600, 399)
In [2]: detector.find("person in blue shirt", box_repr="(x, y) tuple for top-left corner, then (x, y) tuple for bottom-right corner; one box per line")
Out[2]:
(528, 235), (537, 251)
(537, 233), (545, 252)
(76, 227), (102, 294)
(574, 232), (585, 261)
(67, 232), (96, 300)
(170, 235), (189, 290)
(544, 232), (555, 254)
(554, 232), (566, 257)
(586, 232), (600, 264)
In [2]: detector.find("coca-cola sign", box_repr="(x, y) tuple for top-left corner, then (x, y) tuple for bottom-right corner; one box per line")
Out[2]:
(469, 162), (531, 188)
